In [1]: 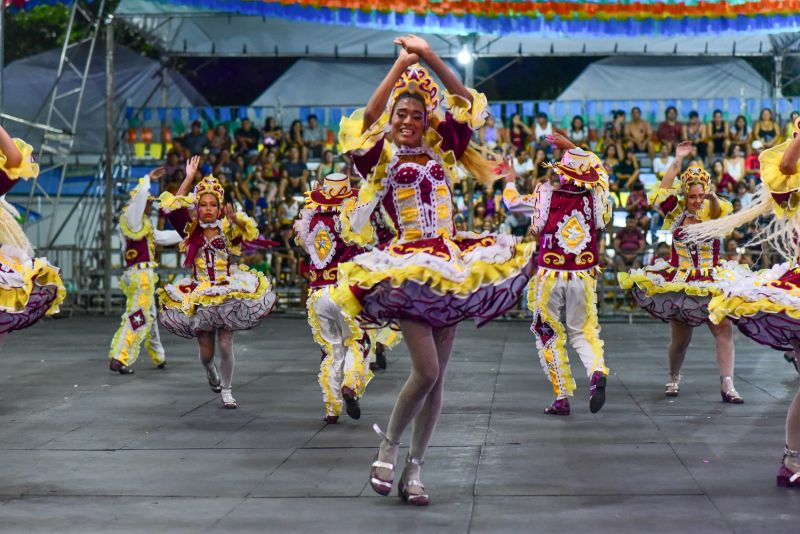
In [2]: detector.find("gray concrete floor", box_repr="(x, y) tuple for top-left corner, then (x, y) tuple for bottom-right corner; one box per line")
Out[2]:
(0, 314), (798, 533)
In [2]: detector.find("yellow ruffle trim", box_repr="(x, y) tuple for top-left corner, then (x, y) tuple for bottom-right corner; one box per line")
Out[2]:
(0, 139), (39, 180)
(444, 88), (488, 131)
(331, 241), (535, 319)
(708, 292), (800, 324)
(0, 257), (66, 316)
(119, 209), (152, 240)
(157, 266), (272, 316)
(158, 191), (194, 213)
(759, 140), (800, 218)
(649, 186), (733, 230)
(618, 269), (720, 298)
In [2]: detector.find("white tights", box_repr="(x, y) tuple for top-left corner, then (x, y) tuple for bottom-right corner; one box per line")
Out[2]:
(197, 329), (235, 388)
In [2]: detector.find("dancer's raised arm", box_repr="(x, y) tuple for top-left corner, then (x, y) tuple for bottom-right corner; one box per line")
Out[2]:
(660, 141), (692, 189)
(362, 48), (419, 131)
(396, 34), (471, 103)
(780, 131), (800, 175)
(176, 155), (201, 197)
(0, 125), (22, 169)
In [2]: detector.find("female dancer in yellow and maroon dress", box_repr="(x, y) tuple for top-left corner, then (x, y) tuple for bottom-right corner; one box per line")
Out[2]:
(0, 125), (65, 345)
(333, 35), (535, 505)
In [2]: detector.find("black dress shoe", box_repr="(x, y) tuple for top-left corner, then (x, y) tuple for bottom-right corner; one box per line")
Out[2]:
(109, 359), (134, 375)
(341, 387), (361, 420)
(156, 362), (166, 369)
(375, 347), (387, 370)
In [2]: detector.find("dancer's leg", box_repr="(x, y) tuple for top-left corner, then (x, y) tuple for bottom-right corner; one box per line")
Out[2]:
(530, 273), (572, 398)
(668, 320), (693, 375)
(217, 329), (235, 388)
(374, 320), (439, 480)
(708, 319), (735, 377)
(564, 276), (607, 377)
(197, 331), (216, 370)
(785, 341), (800, 473)
(144, 297), (165, 366)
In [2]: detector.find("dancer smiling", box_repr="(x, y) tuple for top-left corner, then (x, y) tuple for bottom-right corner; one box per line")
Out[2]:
(684, 117), (800, 487)
(333, 35), (534, 505)
(0, 125), (65, 344)
(619, 141), (745, 402)
(159, 156), (276, 408)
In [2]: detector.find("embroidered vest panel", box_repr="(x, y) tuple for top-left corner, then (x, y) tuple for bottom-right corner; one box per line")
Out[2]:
(538, 189), (599, 271)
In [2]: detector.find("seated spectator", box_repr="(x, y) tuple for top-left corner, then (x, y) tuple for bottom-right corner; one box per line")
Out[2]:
(512, 147), (535, 182)
(163, 150), (182, 180)
(614, 147), (641, 189)
(234, 118), (260, 161)
(723, 238), (752, 267)
(567, 115), (589, 149)
(711, 159), (736, 197)
(182, 120), (210, 156)
(531, 147), (551, 187)
(624, 106), (654, 158)
(533, 112), (555, 150)
(734, 181), (754, 208)
(602, 110), (625, 157)
(304, 114), (326, 159)
(244, 185), (269, 227)
(614, 215), (646, 271)
(647, 241), (671, 265)
(287, 120), (309, 161)
(209, 123), (232, 156)
(707, 109), (730, 160)
(683, 111), (707, 163)
(729, 115), (750, 156)
(753, 108), (779, 149)
(169, 137), (189, 161)
(723, 144), (745, 183)
(262, 117), (283, 150)
(279, 145), (309, 198)
(625, 180), (650, 230)
(479, 115), (502, 150)
(509, 113), (531, 152)
(656, 106), (682, 153)
(213, 148), (240, 183)
(745, 140), (763, 184)
(276, 191), (301, 227)
(473, 203), (487, 230)
(271, 223), (298, 284)
(784, 111), (800, 140)
(602, 144), (621, 196)
(315, 150), (340, 187)
(652, 143), (675, 178)
(505, 210), (529, 237)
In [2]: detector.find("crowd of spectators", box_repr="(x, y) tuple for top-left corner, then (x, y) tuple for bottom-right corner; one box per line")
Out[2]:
(147, 105), (792, 311)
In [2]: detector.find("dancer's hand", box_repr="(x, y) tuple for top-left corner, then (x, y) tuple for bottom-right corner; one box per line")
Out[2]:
(546, 133), (575, 150)
(397, 47), (420, 68)
(224, 203), (237, 223)
(185, 155), (201, 180)
(394, 34), (431, 59)
(149, 166), (166, 181)
(675, 140), (693, 159)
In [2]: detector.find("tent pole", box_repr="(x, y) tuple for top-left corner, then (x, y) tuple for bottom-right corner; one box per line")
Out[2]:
(774, 53), (784, 98)
(103, 15), (115, 315)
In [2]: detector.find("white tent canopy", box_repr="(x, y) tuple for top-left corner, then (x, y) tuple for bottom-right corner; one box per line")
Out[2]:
(116, 0), (800, 58)
(557, 56), (771, 101)
(1, 42), (208, 153)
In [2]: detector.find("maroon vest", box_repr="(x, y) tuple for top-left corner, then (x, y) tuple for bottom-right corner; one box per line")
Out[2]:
(538, 185), (600, 271)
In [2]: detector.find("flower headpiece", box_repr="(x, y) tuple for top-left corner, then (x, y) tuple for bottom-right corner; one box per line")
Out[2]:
(193, 174), (225, 209)
(390, 63), (440, 116)
(680, 166), (710, 193)
(544, 148), (608, 191)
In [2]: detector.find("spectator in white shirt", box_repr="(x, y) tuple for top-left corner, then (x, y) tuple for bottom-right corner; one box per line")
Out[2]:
(652, 143), (675, 178)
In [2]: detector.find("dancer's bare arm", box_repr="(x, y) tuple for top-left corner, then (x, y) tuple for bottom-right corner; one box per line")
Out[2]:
(397, 35), (471, 103)
(177, 156), (201, 197)
(362, 48), (419, 132)
(780, 134), (800, 175)
(0, 125), (23, 169)
(660, 141), (692, 189)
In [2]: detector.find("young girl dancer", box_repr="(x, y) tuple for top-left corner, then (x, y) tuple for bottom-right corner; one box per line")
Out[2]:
(0, 125), (65, 344)
(684, 118), (800, 487)
(158, 156), (277, 408)
(619, 141), (746, 402)
(333, 35), (535, 505)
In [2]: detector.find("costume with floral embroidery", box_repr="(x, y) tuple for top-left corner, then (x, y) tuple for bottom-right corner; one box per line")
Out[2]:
(295, 173), (373, 419)
(619, 174), (744, 327)
(332, 67), (535, 329)
(0, 138), (66, 334)
(108, 174), (181, 367)
(504, 148), (611, 399)
(158, 177), (276, 338)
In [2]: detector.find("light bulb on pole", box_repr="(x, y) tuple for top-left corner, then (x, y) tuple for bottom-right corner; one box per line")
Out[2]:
(457, 46), (472, 65)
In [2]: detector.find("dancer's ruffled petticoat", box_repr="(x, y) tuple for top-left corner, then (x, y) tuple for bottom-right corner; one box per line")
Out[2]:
(335, 232), (535, 329)
(157, 265), (276, 338)
(0, 245), (66, 334)
(707, 262), (800, 351)
(619, 259), (746, 327)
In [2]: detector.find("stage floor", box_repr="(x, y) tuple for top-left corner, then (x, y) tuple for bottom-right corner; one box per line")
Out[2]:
(1, 315), (798, 533)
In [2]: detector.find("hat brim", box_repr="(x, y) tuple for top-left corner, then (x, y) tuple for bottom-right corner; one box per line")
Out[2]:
(549, 163), (603, 186)
(308, 187), (358, 207)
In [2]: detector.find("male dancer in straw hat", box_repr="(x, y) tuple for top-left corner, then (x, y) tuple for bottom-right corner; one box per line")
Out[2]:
(504, 133), (612, 416)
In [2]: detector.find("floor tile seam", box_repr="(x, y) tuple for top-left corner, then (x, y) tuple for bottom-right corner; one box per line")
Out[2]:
(177, 370), (274, 418)
(471, 491), (709, 497)
(212, 414), (261, 447)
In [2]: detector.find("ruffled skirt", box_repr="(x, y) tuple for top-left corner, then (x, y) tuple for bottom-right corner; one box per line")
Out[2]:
(333, 232), (535, 329)
(708, 262), (800, 351)
(618, 259), (746, 327)
(157, 265), (276, 338)
(0, 246), (66, 334)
